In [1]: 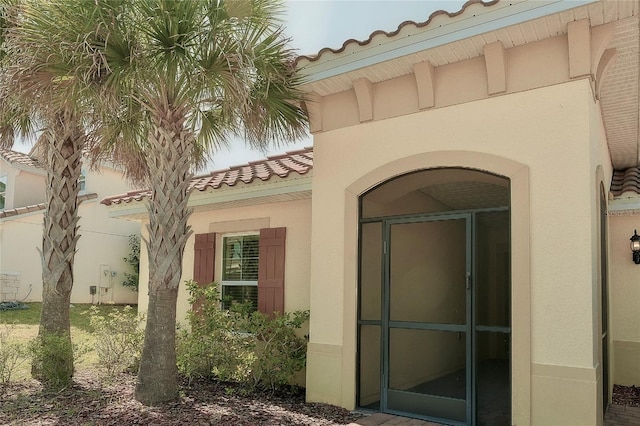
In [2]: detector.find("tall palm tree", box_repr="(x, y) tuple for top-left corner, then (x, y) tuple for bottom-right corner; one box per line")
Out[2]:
(9, 0), (308, 403)
(116, 0), (307, 405)
(0, 0), (100, 387)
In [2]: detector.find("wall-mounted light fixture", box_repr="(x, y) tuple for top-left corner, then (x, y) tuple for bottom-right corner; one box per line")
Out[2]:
(631, 230), (640, 265)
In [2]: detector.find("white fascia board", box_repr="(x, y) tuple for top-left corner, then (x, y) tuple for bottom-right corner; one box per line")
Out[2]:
(188, 175), (312, 208)
(106, 174), (313, 219)
(300, 0), (597, 83)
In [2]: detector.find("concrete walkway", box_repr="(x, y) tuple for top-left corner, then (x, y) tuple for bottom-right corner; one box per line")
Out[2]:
(346, 404), (640, 426)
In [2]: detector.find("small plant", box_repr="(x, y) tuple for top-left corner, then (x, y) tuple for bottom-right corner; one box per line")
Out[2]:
(247, 310), (310, 390)
(0, 323), (29, 384)
(177, 281), (254, 384)
(30, 332), (75, 390)
(89, 305), (144, 376)
(176, 280), (309, 391)
(122, 234), (140, 292)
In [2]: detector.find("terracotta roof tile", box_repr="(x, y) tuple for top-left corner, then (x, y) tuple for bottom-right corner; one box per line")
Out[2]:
(101, 147), (314, 206)
(294, 0), (498, 65)
(611, 168), (640, 197)
(0, 149), (41, 169)
(0, 193), (98, 219)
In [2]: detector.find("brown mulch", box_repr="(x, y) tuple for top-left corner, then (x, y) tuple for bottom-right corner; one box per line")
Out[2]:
(0, 371), (365, 425)
(3, 373), (639, 425)
(612, 384), (640, 407)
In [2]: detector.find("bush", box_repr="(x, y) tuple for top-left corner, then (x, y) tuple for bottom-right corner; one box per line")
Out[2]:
(30, 332), (75, 390)
(89, 305), (144, 376)
(176, 280), (309, 390)
(0, 324), (29, 384)
(122, 234), (140, 292)
(247, 310), (309, 390)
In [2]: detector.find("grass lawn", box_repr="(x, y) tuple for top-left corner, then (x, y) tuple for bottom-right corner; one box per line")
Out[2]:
(0, 303), (137, 381)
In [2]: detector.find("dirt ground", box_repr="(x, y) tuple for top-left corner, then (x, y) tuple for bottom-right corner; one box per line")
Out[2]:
(1, 371), (638, 425)
(0, 371), (364, 425)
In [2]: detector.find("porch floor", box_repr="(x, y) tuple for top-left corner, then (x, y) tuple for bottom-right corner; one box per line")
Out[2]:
(347, 404), (640, 426)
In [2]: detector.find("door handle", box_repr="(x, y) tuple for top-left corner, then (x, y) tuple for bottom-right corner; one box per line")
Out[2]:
(466, 272), (471, 290)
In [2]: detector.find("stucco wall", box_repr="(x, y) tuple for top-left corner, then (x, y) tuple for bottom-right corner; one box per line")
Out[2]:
(608, 213), (640, 387)
(0, 165), (140, 304)
(12, 170), (46, 209)
(305, 78), (607, 425)
(136, 198), (312, 327)
(0, 199), (139, 304)
(0, 163), (45, 211)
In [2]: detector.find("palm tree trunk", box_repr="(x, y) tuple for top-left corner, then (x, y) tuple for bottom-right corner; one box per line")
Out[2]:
(32, 111), (83, 388)
(135, 104), (193, 405)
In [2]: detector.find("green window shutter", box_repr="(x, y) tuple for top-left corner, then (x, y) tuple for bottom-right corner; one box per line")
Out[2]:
(258, 227), (286, 316)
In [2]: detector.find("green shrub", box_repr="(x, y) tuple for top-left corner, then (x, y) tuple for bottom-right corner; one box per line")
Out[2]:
(0, 324), (29, 384)
(30, 332), (75, 390)
(89, 305), (144, 376)
(177, 282), (254, 384)
(247, 310), (309, 390)
(122, 234), (140, 292)
(176, 280), (309, 390)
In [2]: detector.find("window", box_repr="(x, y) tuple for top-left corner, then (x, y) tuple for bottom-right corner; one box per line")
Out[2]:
(221, 233), (259, 311)
(193, 228), (285, 316)
(78, 170), (86, 192)
(0, 175), (6, 209)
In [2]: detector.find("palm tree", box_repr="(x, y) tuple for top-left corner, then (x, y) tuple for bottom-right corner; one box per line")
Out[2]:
(115, 0), (307, 405)
(7, 0), (308, 403)
(0, 0), (98, 387)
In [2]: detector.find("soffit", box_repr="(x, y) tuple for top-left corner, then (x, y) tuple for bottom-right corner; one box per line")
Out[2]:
(420, 181), (510, 211)
(297, 0), (635, 95)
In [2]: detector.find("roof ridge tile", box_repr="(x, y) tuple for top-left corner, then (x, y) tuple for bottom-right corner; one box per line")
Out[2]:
(294, 0), (498, 65)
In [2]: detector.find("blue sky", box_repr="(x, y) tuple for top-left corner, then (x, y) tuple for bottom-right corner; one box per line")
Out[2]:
(207, 0), (468, 170)
(15, 1), (469, 171)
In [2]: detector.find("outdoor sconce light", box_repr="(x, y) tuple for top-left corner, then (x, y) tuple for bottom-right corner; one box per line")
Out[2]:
(631, 230), (640, 265)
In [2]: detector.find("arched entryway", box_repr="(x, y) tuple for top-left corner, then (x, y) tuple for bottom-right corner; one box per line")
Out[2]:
(357, 168), (511, 426)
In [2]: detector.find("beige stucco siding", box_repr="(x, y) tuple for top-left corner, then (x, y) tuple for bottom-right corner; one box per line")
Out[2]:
(0, 199), (139, 304)
(12, 171), (46, 209)
(0, 164), (45, 211)
(609, 213), (640, 387)
(306, 78), (606, 425)
(0, 166), (139, 304)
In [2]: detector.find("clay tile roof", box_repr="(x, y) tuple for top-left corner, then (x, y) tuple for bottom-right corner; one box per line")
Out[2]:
(101, 147), (314, 206)
(611, 168), (640, 197)
(294, 0), (498, 65)
(0, 193), (98, 219)
(0, 149), (41, 169)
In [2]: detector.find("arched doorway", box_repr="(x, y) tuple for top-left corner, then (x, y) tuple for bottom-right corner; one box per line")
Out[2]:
(357, 168), (511, 426)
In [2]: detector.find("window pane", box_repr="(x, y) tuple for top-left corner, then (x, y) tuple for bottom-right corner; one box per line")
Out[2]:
(358, 325), (381, 409)
(223, 235), (259, 281)
(360, 222), (382, 321)
(0, 176), (6, 209)
(475, 211), (510, 328)
(390, 220), (467, 325)
(222, 285), (258, 311)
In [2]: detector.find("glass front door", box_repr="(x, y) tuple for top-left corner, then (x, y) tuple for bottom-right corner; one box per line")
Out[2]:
(384, 216), (471, 424)
(366, 210), (510, 426)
